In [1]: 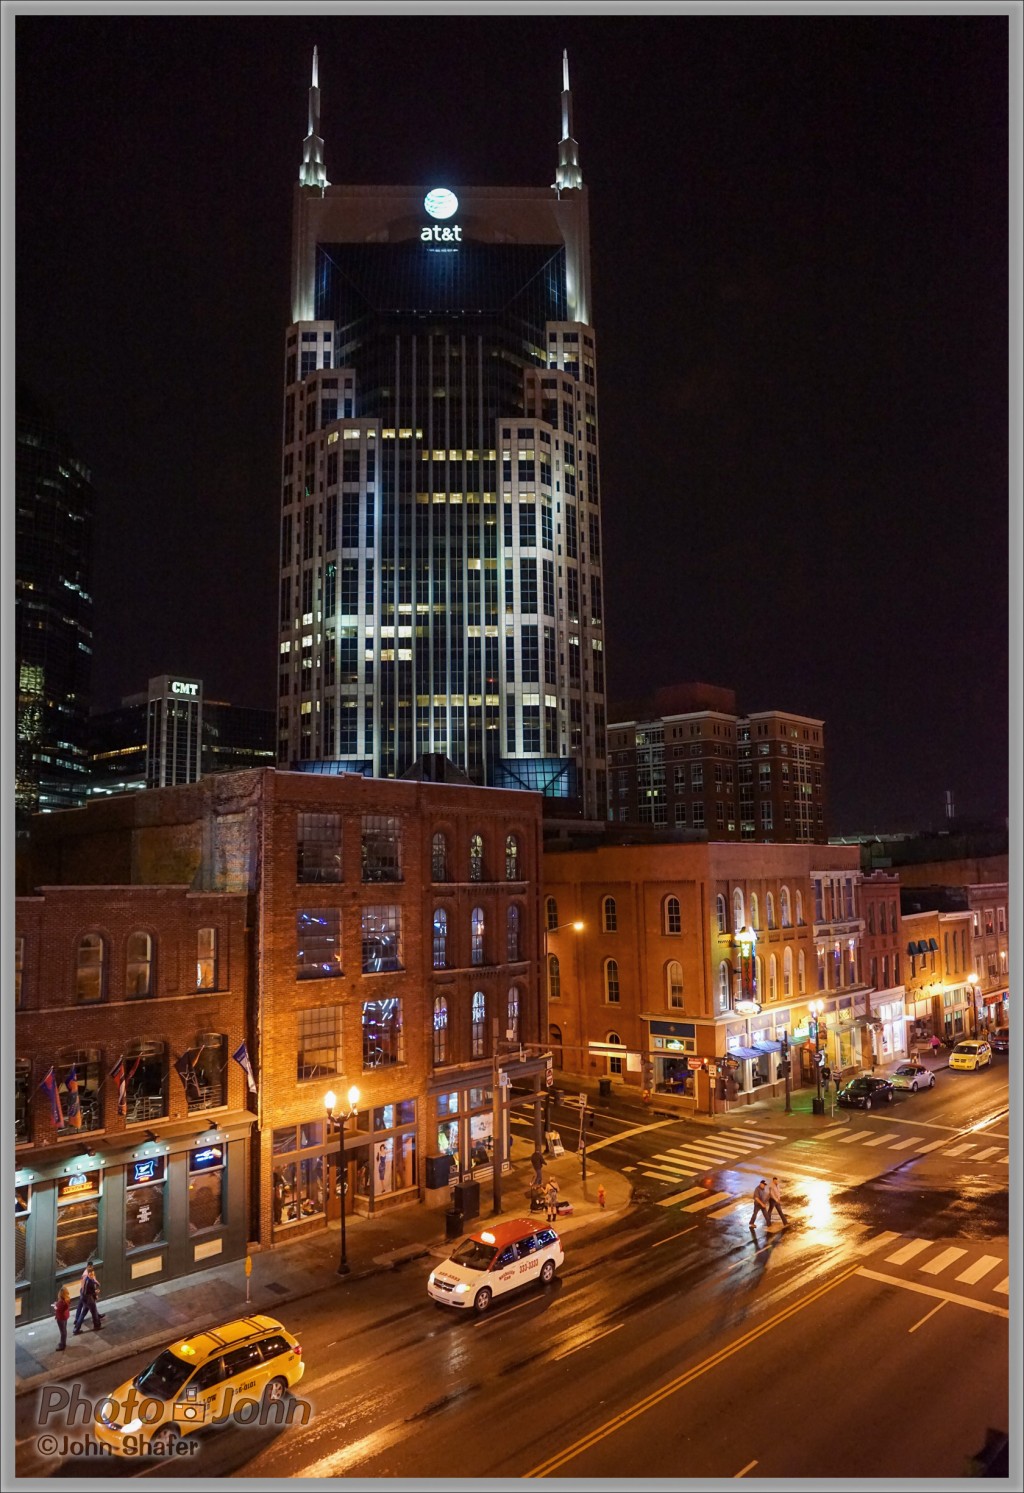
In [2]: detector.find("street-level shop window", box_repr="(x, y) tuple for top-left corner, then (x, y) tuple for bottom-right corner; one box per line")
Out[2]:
(124, 1040), (167, 1124)
(471, 991), (487, 1058)
(272, 1127), (325, 1225)
(433, 996), (449, 1064)
(14, 1060), (31, 1145)
(56, 1050), (102, 1134)
(55, 1169), (101, 1271)
(296, 908), (343, 980)
(196, 927), (217, 990)
(15, 1185), (30, 1284)
(188, 1145), (225, 1233)
(362, 998), (404, 1069)
(76, 933), (105, 1004)
(297, 812), (343, 883)
(126, 932), (153, 997)
(296, 1006), (342, 1081)
(126, 1154), (166, 1250)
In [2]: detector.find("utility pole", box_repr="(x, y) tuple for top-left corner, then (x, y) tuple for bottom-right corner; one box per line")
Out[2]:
(782, 1033), (792, 1114)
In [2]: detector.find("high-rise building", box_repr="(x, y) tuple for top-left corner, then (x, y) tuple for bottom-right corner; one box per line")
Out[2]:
(278, 49), (606, 818)
(15, 386), (96, 823)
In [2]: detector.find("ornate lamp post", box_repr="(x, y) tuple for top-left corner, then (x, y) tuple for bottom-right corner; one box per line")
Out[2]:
(809, 999), (825, 1115)
(324, 1085), (360, 1275)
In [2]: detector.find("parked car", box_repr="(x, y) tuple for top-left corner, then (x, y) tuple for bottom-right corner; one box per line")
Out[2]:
(889, 1061), (936, 1093)
(427, 1217), (563, 1313)
(948, 1039), (992, 1071)
(990, 1027), (1009, 1053)
(837, 1075), (895, 1110)
(94, 1315), (304, 1455)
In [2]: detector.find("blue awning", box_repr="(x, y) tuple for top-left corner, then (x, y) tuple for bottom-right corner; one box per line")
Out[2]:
(728, 1045), (762, 1061)
(754, 1038), (783, 1052)
(927, 938), (939, 952)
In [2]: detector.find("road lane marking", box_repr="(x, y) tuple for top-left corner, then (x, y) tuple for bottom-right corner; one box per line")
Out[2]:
(970, 1147), (1003, 1160)
(914, 1139), (949, 1153)
(655, 1186), (707, 1207)
(855, 1266), (1010, 1319)
(652, 1226), (698, 1249)
(680, 1191), (732, 1212)
(909, 1300), (947, 1333)
(552, 1323), (625, 1360)
(885, 1238), (933, 1265)
(735, 1460), (759, 1477)
(862, 1132), (900, 1147)
(524, 1262), (862, 1478)
(943, 1143), (977, 1156)
(956, 1255), (1003, 1285)
(888, 1137), (923, 1150)
(642, 1167), (695, 1181)
(856, 1230), (900, 1253)
(585, 1118), (680, 1154)
(836, 1131), (872, 1144)
(994, 1277), (1009, 1295)
(919, 1246), (967, 1275)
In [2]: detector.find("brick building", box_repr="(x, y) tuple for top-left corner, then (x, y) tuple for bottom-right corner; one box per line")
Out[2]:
(859, 870), (908, 1066)
(21, 766), (547, 1277)
(901, 891), (985, 1044)
(14, 884), (251, 1323)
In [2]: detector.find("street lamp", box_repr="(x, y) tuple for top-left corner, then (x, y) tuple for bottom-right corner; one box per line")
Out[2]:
(324, 1085), (360, 1275)
(809, 999), (825, 1115)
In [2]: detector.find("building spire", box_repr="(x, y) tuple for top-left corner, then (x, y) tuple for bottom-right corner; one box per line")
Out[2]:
(299, 45), (328, 191)
(554, 48), (583, 192)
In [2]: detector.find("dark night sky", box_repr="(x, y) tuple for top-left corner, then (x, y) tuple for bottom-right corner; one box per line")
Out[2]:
(13, 11), (1011, 834)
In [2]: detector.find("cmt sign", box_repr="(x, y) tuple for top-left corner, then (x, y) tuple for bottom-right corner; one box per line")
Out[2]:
(170, 681), (199, 697)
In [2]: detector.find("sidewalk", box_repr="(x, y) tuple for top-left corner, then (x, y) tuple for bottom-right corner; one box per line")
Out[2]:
(14, 1145), (630, 1399)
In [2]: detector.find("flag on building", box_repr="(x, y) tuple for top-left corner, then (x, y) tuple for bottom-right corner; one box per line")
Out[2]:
(232, 1040), (257, 1094)
(108, 1055), (127, 1116)
(39, 1067), (64, 1127)
(64, 1065), (83, 1130)
(174, 1049), (203, 1102)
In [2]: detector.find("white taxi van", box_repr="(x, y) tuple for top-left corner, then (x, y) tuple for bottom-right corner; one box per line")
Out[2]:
(948, 1039), (993, 1072)
(427, 1218), (564, 1313)
(94, 1315), (304, 1455)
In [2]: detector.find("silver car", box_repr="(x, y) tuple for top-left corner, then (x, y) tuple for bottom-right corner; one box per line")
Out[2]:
(889, 1061), (936, 1093)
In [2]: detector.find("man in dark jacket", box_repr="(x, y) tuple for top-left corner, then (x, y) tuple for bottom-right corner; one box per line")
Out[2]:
(73, 1265), (104, 1333)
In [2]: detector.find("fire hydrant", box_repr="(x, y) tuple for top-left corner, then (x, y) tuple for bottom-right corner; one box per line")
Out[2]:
(597, 1184), (606, 1209)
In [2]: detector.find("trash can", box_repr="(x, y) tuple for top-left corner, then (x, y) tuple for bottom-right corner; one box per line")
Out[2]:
(452, 1180), (480, 1221)
(445, 1209), (464, 1242)
(598, 1077), (612, 1098)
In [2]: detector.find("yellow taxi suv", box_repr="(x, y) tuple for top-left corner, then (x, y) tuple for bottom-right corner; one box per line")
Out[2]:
(948, 1039), (993, 1072)
(427, 1217), (564, 1314)
(94, 1315), (304, 1455)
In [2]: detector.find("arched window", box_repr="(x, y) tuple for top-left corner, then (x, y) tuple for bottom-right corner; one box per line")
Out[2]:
(506, 905), (521, 962)
(506, 986), (520, 1040)
(124, 1039), (167, 1124)
(664, 896), (681, 935)
(469, 834), (484, 882)
(750, 893), (760, 930)
(732, 889), (745, 933)
(868, 903), (876, 935)
(798, 949), (806, 993)
(196, 927), (217, 990)
(433, 996), (449, 1065)
(505, 834), (520, 880)
(432, 908), (448, 969)
(795, 890), (804, 926)
(718, 961), (732, 1011)
(76, 934), (105, 1004)
(766, 893), (776, 931)
(432, 832), (449, 882)
(780, 887), (791, 928)
(769, 954), (778, 1002)
(471, 907), (485, 966)
(471, 991), (487, 1058)
(756, 956), (764, 1000)
(607, 1032), (623, 1076)
(602, 896), (617, 933)
(549, 1024), (564, 1068)
(667, 960), (684, 1008)
(783, 947), (793, 996)
(546, 896), (559, 931)
(605, 958), (620, 1003)
(716, 895), (727, 935)
(548, 954), (561, 1000)
(126, 931), (153, 997)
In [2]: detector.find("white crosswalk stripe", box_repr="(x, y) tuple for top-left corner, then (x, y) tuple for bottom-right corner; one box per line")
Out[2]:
(956, 1254), (1002, 1285)
(943, 1143), (977, 1156)
(920, 1246), (967, 1275)
(886, 1238), (933, 1265)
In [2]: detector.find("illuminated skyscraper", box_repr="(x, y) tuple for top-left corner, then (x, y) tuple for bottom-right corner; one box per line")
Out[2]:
(278, 51), (606, 817)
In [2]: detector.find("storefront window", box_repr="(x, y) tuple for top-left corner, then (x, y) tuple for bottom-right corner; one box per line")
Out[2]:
(371, 1134), (416, 1194)
(126, 1156), (166, 1250)
(55, 1171), (101, 1271)
(300, 1120), (324, 1148)
(437, 1117), (459, 1156)
(469, 1112), (494, 1171)
(373, 1100), (416, 1128)
(188, 1146), (225, 1233)
(272, 1156), (324, 1225)
(437, 1092), (459, 1116)
(15, 1185), (30, 1284)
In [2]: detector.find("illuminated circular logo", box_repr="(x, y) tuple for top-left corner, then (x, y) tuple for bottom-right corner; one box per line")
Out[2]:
(424, 187), (458, 220)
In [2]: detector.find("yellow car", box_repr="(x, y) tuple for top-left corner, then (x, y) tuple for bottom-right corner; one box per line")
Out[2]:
(948, 1040), (993, 1072)
(94, 1315), (305, 1455)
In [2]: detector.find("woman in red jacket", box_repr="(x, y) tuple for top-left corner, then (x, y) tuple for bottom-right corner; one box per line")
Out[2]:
(54, 1286), (71, 1351)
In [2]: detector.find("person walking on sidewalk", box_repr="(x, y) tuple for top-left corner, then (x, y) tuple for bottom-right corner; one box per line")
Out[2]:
(545, 1175), (560, 1223)
(73, 1265), (104, 1333)
(71, 1259), (94, 1334)
(53, 1286), (71, 1352)
(766, 1176), (788, 1226)
(749, 1180), (769, 1231)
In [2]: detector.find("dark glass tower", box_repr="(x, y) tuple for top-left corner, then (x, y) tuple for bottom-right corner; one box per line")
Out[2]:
(15, 386), (96, 823)
(278, 51), (606, 818)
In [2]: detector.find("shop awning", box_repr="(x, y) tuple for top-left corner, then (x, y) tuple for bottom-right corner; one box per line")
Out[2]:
(927, 938), (939, 951)
(754, 1038), (783, 1052)
(728, 1045), (762, 1061)
(906, 942), (920, 955)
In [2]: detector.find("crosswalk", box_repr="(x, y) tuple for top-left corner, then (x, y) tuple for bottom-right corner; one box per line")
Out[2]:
(853, 1230), (1009, 1315)
(812, 1121), (1010, 1165)
(639, 1126), (788, 1189)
